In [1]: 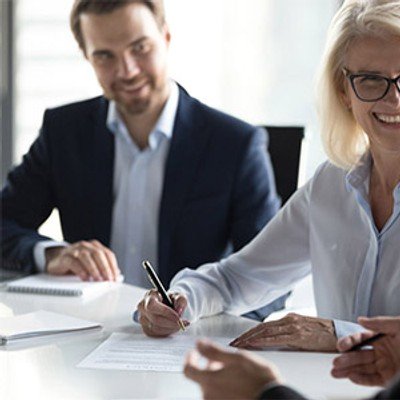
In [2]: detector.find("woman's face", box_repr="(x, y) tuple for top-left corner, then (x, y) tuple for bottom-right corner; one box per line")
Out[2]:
(343, 35), (400, 156)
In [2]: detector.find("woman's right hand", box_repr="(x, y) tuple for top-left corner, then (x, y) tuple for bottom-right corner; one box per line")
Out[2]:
(136, 289), (189, 337)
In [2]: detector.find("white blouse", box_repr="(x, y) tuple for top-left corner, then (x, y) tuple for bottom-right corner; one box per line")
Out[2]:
(170, 155), (400, 336)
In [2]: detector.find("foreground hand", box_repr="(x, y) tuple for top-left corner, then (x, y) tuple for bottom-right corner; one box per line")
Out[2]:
(331, 316), (400, 386)
(137, 289), (189, 337)
(230, 313), (337, 352)
(184, 339), (281, 400)
(46, 240), (120, 281)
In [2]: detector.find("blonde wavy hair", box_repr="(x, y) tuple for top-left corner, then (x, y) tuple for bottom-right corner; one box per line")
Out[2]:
(317, 0), (400, 169)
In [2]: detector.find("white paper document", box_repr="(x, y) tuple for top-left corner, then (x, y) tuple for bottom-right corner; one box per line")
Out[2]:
(78, 333), (230, 372)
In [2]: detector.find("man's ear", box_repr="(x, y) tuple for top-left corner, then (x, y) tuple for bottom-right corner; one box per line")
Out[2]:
(79, 42), (88, 60)
(162, 23), (171, 46)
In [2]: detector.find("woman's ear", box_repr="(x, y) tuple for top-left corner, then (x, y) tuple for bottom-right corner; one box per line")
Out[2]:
(340, 78), (352, 110)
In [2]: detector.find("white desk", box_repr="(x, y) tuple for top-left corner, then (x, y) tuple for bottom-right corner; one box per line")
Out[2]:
(0, 284), (378, 400)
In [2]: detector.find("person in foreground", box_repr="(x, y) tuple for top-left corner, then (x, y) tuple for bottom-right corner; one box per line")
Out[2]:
(183, 316), (400, 400)
(137, 0), (400, 349)
(1, 0), (287, 318)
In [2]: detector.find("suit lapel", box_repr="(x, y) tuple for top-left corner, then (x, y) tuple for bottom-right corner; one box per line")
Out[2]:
(82, 92), (210, 273)
(158, 88), (210, 281)
(86, 98), (114, 246)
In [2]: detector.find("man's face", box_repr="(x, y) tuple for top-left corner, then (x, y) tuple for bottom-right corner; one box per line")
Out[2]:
(80, 3), (170, 116)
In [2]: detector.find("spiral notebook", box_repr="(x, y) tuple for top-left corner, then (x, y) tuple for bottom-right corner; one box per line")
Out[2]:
(6, 273), (123, 297)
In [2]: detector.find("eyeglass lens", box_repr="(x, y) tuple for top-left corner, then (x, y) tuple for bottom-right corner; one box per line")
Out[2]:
(352, 75), (399, 101)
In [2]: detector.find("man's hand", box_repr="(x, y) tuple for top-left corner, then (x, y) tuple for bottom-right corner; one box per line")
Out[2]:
(230, 313), (337, 352)
(46, 240), (120, 281)
(184, 339), (281, 400)
(137, 289), (189, 337)
(331, 316), (400, 386)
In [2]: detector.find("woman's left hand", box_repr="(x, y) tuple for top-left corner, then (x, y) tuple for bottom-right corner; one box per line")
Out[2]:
(230, 313), (337, 352)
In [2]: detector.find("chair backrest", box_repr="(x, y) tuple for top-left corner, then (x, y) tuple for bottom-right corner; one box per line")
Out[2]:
(262, 125), (304, 206)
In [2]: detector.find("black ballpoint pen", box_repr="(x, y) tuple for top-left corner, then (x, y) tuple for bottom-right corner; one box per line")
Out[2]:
(347, 332), (385, 351)
(142, 260), (185, 331)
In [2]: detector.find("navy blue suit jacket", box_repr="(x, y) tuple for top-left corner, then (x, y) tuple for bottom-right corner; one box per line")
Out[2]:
(259, 375), (400, 399)
(1, 86), (281, 294)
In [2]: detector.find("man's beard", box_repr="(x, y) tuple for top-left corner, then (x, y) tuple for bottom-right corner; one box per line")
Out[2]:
(110, 77), (158, 115)
(117, 95), (151, 115)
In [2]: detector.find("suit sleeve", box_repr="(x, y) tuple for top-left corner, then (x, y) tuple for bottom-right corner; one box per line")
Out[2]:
(373, 374), (400, 399)
(230, 127), (281, 251)
(258, 376), (400, 400)
(1, 112), (56, 271)
(258, 384), (307, 400)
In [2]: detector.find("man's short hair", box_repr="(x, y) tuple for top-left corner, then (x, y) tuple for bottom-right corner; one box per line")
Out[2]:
(70, 0), (166, 53)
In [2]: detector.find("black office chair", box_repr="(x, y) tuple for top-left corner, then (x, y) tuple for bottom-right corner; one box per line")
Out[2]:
(262, 126), (304, 206)
(241, 126), (304, 322)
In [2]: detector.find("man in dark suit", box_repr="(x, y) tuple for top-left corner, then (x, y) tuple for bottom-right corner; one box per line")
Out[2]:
(184, 316), (400, 399)
(1, 0), (285, 317)
(257, 376), (400, 400)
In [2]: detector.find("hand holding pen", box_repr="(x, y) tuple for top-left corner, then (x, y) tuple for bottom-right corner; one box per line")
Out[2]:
(137, 260), (189, 337)
(331, 316), (400, 387)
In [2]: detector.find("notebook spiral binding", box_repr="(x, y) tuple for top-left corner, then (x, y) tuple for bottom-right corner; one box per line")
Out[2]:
(7, 286), (82, 296)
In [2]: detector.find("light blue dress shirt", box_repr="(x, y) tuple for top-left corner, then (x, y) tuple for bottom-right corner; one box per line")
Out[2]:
(169, 153), (400, 337)
(106, 81), (179, 287)
(34, 82), (179, 288)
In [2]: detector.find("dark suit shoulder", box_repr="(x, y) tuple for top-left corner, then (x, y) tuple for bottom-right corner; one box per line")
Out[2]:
(40, 96), (108, 144)
(47, 96), (106, 114)
(258, 384), (307, 400)
(179, 87), (262, 142)
(45, 95), (105, 116)
(196, 99), (256, 132)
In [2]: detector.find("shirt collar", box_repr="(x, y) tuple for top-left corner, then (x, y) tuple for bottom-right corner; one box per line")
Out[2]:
(346, 152), (400, 235)
(345, 152), (372, 196)
(106, 80), (179, 149)
(345, 152), (400, 202)
(152, 80), (179, 140)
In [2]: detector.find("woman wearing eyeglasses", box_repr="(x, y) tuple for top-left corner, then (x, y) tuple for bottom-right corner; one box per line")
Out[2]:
(137, 0), (400, 352)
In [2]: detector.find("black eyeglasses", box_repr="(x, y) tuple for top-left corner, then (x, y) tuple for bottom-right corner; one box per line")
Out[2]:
(343, 68), (400, 102)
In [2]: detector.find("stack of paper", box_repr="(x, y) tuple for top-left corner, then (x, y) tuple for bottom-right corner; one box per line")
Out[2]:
(0, 310), (102, 345)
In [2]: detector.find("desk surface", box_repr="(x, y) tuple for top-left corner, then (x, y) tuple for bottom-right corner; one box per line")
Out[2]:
(0, 283), (377, 400)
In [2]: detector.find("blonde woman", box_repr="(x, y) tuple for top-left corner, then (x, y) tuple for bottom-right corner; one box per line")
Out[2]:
(137, 0), (400, 352)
